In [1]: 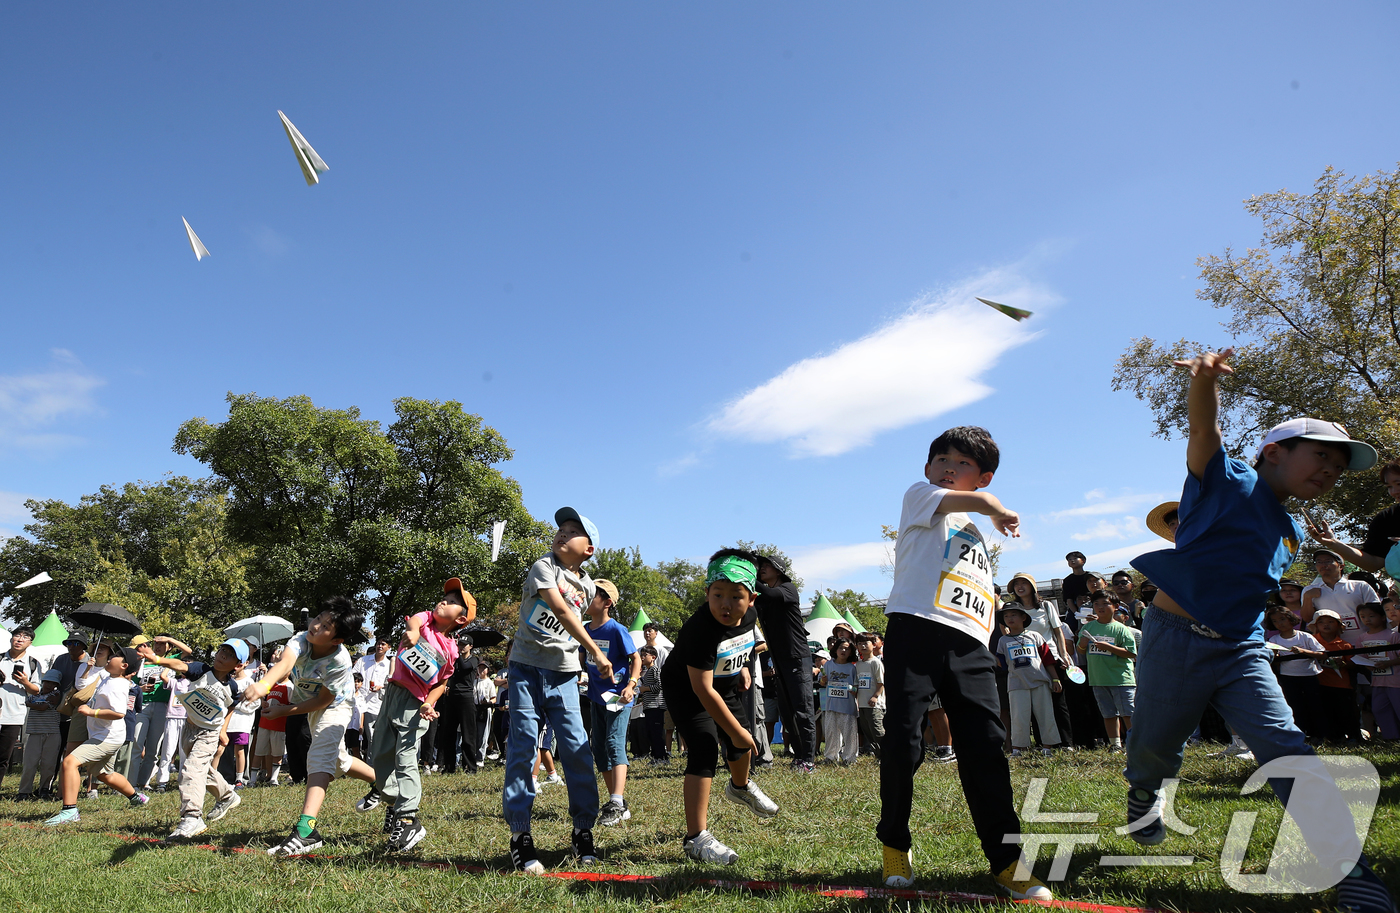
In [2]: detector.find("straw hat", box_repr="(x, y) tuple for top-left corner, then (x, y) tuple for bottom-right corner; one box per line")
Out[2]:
(1146, 501), (1180, 542)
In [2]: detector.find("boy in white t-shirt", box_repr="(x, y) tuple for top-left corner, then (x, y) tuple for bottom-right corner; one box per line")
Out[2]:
(44, 646), (149, 826)
(876, 426), (1048, 901)
(854, 634), (885, 758)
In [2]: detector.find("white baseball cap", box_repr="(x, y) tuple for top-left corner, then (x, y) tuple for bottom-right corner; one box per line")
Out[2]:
(1254, 418), (1377, 471)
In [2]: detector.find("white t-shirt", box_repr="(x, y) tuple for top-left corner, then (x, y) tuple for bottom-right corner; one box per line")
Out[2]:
(0, 653), (40, 726)
(1010, 599), (1067, 662)
(225, 674), (257, 734)
(87, 673), (132, 743)
(1268, 631), (1325, 677)
(885, 482), (996, 643)
(855, 657), (885, 709)
(474, 676), (495, 704)
(355, 654), (391, 714)
(1305, 577), (1380, 647)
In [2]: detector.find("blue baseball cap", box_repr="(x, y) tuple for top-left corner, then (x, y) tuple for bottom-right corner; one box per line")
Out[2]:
(220, 638), (250, 662)
(554, 507), (599, 548)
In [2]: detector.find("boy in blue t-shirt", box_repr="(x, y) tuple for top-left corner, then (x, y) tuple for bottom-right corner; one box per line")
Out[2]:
(583, 578), (640, 827)
(1128, 349), (1392, 912)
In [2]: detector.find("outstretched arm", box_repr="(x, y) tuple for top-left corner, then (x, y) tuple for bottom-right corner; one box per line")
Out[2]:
(1173, 348), (1234, 480)
(936, 491), (1020, 537)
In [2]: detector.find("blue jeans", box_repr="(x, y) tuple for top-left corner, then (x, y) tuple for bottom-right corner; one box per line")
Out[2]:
(503, 662), (598, 832)
(1126, 608), (1360, 866)
(589, 699), (630, 772)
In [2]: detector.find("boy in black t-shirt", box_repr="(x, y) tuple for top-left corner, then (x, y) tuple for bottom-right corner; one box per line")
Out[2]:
(660, 549), (779, 865)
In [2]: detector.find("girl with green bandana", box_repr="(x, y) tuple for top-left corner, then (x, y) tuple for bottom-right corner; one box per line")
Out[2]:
(660, 548), (780, 864)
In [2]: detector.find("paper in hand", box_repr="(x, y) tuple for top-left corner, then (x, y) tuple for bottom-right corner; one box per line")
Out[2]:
(491, 520), (506, 563)
(277, 110), (329, 186)
(182, 218), (211, 261)
(977, 297), (1032, 322)
(15, 571), (52, 589)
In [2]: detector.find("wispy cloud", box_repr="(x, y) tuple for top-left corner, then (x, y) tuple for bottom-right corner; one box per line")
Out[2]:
(704, 268), (1056, 457)
(0, 491), (34, 540)
(656, 453), (702, 478)
(249, 225), (292, 257)
(0, 350), (104, 452)
(1070, 516), (1144, 542)
(790, 541), (889, 584)
(1045, 490), (1172, 521)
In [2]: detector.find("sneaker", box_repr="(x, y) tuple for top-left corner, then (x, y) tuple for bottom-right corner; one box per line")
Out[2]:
(543, 771), (563, 786)
(993, 860), (1053, 901)
(1010, 748), (1023, 757)
(1336, 855), (1396, 913)
(208, 791), (241, 823)
(532, 777), (540, 791)
(487, 750), (500, 760)
(85, 789), (99, 800)
(166, 816), (208, 842)
(233, 781), (245, 791)
(129, 792), (150, 808)
(931, 746), (956, 763)
(724, 780), (778, 818)
(882, 844), (913, 888)
(153, 783), (169, 793)
(599, 799), (631, 827)
(356, 787), (381, 812)
(387, 815), (427, 854)
(266, 827), (325, 857)
(570, 828), (599, 865)
(510, 831), (545, 874)
(382, 804), (398, 834)
(789, 759), (815, 773)
(1125, 787), (1166, 846)
(683, 830), (738, 865)
(43, 807), (80, 827)
(1041, 748), (1054, 757)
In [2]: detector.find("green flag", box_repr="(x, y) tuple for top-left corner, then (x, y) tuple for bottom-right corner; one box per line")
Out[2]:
(32, 610), (68, 647)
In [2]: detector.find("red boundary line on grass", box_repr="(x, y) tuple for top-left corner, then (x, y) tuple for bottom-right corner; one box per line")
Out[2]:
(1, 820), (1185, 913)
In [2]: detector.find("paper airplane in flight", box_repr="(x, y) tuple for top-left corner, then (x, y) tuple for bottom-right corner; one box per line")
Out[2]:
(491, 520), (507, 562)
(278, 110), (329, 186)
(16, 571), (52, 589)
(976, 297), (1032, 322)
(182, 217), (210, 261)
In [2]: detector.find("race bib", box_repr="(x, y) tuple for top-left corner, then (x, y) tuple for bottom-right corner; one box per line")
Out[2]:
(857, 673), (873, 691)
(714, 630), (755, 678)
(178, 686), (227, 729)
(934, 521), (995, 634)
(525, 598), (569, 640)
(397, 641), (445, 685)
(828, 685), (849, 699)
(1088, 637), (1114, 656)
(1340, 615), (1359, 630)
(586, 638), (610, 667)
(1363, 640), (1393, 677)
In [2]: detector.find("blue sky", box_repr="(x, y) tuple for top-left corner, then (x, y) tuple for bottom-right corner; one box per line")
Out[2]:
(3, 3), (1398, 602)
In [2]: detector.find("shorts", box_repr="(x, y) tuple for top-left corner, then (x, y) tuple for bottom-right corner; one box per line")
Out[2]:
(1093, 685), (1136, 718)
(67, 712), (89, 744)
(229, 731), (252, 747)
(672, 690), (750, 779)
(69, 737), (121, 776)
(538, 721), (555, 752)
(927, 689), (943, 712)
(254, 728), (286, 758)
(306, 703), (357, 777)
(590, 699), (630, 772)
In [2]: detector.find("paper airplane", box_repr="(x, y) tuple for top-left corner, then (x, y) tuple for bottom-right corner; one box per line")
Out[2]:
(278, 110), (329, 186)
(977, 297), (1032, 322)
(491, 520), (506, 563)
(15, 571), (52, 589)
(182, 217), (210, 261)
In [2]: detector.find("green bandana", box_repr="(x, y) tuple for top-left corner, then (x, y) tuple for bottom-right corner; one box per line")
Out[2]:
(705, 555), (758, 592)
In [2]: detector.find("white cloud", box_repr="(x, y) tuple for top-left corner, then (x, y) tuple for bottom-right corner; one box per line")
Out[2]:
(656, 453), (701, 478)
(0, 351), (103, 452)
(1046, 492), (1169, 521)
(790, 541), (889, 584)
(705, 268), (1056, 457)
(1070, 516), (1143, 542)
(0, 491), (34, 541)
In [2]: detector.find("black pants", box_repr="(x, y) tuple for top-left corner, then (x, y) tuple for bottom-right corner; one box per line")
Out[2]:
(877, 613), (1021, 872)
(436, 692), (477, 773)
(1278, 674), (1325, 741)
(644, 707), (669, 760)
(285, 715), (311, 784)
(0, 724), (22, 786)
(1319, 685), (1362, 742)
(475, 706), (491, 763)
(766, 636), (817, 762)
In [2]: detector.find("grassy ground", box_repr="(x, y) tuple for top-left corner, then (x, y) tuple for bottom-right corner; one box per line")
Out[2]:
(1, 743), (1397, 913)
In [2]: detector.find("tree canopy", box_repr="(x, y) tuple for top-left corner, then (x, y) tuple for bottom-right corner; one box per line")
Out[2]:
(1113, 163), (1400, 537)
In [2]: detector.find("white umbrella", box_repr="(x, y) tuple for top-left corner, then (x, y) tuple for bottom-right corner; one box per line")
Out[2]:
(224, 615), (295, 666)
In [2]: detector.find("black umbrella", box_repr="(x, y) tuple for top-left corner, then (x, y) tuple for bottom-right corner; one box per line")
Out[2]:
(69, 602), (143, 637)
(461, 625), (506, 649)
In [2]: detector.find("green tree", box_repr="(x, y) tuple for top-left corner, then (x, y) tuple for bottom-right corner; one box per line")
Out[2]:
(0, 479), (252, 644)
(821, 587), (886, 634)
(174, 393), (551, 635)
(1113, 163), (1400, 539)
(656, 557), (707, 619)
(589, 546), (688, 632)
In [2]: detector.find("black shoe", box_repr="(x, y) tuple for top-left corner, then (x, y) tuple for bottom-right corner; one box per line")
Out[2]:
(510, 831), (545, 874)
(1336, 856), (1396, 913)
(570, 827), (599, 865)
(387, 815), (427, 854)
(266, 827), (324, 857)
(356, 786), (381, 812)
(382, 804), (397, 834)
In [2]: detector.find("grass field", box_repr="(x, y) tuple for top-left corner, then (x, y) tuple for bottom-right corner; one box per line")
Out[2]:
(1, 743), (1396, 913)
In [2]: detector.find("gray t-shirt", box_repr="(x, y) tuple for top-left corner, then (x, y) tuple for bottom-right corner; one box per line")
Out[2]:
(512, 553), (596, 673)
(997, 631), (1055, 691)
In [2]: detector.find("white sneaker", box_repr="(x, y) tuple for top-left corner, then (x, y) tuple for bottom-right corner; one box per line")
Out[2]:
(543, 772), (562, 785)
(684, 830), (738, 865)
(166, 816), (208, 842)
(723, 779), (778, 818)
(208, 791), (241, 823)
